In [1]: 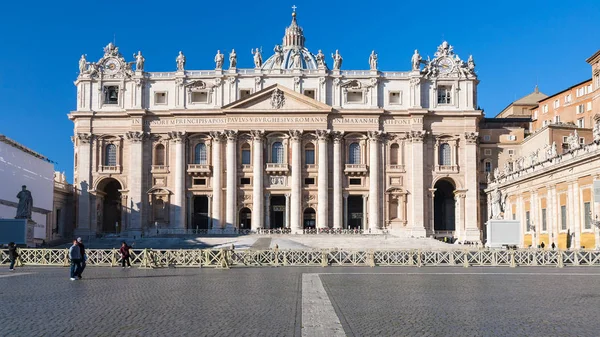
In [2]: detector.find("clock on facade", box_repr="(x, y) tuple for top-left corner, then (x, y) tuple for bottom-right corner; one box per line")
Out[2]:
(103, 58), (121, 74)
(437, 57), (453, 73)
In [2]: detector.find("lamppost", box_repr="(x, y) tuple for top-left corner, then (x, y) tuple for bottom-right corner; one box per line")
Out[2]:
(530, 221), (537, 249)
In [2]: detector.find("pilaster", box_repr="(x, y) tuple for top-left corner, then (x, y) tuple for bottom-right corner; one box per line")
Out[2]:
(74, 133), (93, 236)
(168, 131), (186, 229)
(210, 131), (223, 230)
(368, 131), (382, 230)
(316, 129), (330, 229)
(332, 132), (344, 229)
(289, 130), (303, 232)
(126, 131), (147, 236)
(251, 130), (264, 231)
(409, 130), (426, 237)
(463, 132), (481, 242)
(224, 130), (238, 229)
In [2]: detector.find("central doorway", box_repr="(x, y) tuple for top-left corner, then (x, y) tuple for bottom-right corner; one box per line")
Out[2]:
(303, 208), (316, 229)
(434, 180), (456, 231)
(347, 196), (364, 229)
(239, 207), (251, 229)
(270, 195), (285, 229)
(193, 196), (209, 230)
(101, 179), (122, 233)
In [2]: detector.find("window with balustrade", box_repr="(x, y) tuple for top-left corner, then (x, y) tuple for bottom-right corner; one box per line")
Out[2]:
(305, 143), (315, 165)
(154, 144), (165, 166)
(105, 144), (117, 166)
(271, 142), (284, 163)
(438, 143), (451, 166)
(390, 143), (399, 165)
(241, 143), (251, 165)
(348, 142), (361, 164)
(194, 143), (207, 164)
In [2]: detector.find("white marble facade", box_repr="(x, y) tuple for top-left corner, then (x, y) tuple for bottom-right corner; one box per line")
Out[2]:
(70, 11), (482, 241)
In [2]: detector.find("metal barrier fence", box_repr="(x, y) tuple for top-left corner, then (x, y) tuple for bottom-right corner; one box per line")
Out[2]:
(3, 248), (600, 269)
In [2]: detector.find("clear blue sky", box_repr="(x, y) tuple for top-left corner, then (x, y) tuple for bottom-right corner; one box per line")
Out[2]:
(0, 0), (598, 183)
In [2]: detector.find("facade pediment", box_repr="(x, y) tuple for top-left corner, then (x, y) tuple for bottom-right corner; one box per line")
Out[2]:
(222, 84), (332, 113)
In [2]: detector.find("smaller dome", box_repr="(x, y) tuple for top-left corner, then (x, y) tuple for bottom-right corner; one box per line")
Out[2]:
(261, 47), (318, 71)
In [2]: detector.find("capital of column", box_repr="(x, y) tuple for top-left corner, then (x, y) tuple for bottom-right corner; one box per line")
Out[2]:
(168, 131), (186, 143)
(209, 131), (224, 143)
(126, 131), (148, 143)
(331, 131), (344, 144)
(454, 189), (467, 200)
(224, 130), (238, 141)
(250, 130), (265, 141)
(367, 130), (383, 142)
(408, 130), (427, 143)
(316, 129), (331, 141)
(75, 132), (94, 144)
(428, 188), (436, 199)
(464, 132), (479, 144)
(289, 129), (303, 141)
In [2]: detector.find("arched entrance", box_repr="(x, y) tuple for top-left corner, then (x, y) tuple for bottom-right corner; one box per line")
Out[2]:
(239, 207), (251, 229)
(99, 178), (122, 233)
(434, 179), (455, 231)
(303, 208), (316, 229)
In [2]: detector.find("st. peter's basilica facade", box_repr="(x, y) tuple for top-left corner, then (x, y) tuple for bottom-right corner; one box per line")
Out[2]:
(70, 11), (482, 242)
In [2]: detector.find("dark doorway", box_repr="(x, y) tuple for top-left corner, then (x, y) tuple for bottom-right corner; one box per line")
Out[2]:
(239, 207), (251, 229)
(347, 196), (363, 229)
(271, 195), (285, 229)
(434, 180), (456, 231)
(101, 179), (122, 233)
(193, 196), (209, 230)
(303, 208), (316, 229)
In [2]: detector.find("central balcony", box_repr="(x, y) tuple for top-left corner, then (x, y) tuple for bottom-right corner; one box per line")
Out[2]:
(187, 164), (212, 176)
(265, 163), (289, 175)
(305, 164), (317, 172)
(435, 165), (459, 173)
(151, 165), (169, 174)
(344, 164), (368, 176)
(98, 165), (121, 174)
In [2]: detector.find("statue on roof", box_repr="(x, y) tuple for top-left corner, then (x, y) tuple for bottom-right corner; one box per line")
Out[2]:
(411, 50), (422, 71)
(214, 50), (224, 70)
(567, 130), (581, 151)
(251, 48), (262, 68)
(104, 42), (119, 57)
(467, 55), (475, 74)
(593, 121), (600, 143)
(315, 50), (326, 69)
(134, 51), (145, 71)
(292, 49), (302, 69)
(229, 49), (237, 69)
(176, 51), (186, 71)
(369, 50), (378, 70)
(273, 45), (283, 68)
(332, 50), (343, 70)
(79, 55), (87, 74)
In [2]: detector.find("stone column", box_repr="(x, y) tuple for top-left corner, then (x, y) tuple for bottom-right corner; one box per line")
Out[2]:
(168, 131), (186, 229)
(251, 130), (264, 231)
(316, 130), (330, 229)
(332, 132), (344, 229)
(463, 132), (481, 241)
(289, 130), (303, 232)
(285, 193), (291, 228)
(74, 133), (93, 236)
(409, 131), (426, 237)
(573, 181), (581, 249)
(368, 131), (382, 231)
(209, 132), (223, 230)
(400, 193), (407, 225)
(428, 188), (436, 235)
(343, 192), (349, 229)
(362, 194), (368, 229)
(224, 130), (238, 230)
(594, 177), (600, 249)
(265, 193), (271, 229)
(126, 131), (146, 236)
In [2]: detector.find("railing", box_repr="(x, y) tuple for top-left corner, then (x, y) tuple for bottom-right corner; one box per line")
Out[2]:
(187, 164), (211, 175)
(151, 165), (169, 173)
(381, 71), (410, 78)
(344, 164), (368, 175)
(241, 164), (252, 172)
(387, 164), (405, 172)
(150, 228), (253, 236)
(305, 164), (317, 171)
(265, 163), (289, 174)
(340, 70), (373, 76)
(98, 165), (120, 174)
(185, 70), (217, 76)
(5, 248), (600, 269)
(146, 72), (175, 78)
(436, 165), (458, 172)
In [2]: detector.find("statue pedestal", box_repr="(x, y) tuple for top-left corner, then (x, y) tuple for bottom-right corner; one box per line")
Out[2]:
(485, 219), (520, 248)
(26, 220), (36, 247)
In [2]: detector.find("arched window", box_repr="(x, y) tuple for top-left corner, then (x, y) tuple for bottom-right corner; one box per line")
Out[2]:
(349, 142), (361, 164)
(105, 144), (117, 166)
(439, 143), (451, 166)
(154, 144), (165, 165)
(194, 143), (207, 164)
(305, 143), (315, 165)
(390, 143), (399, 165)
(241, 143), (251, 165)
(272, 142), (284, 163)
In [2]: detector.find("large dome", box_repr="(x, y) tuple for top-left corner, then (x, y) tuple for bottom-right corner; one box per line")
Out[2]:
(261, 11), (320, 71)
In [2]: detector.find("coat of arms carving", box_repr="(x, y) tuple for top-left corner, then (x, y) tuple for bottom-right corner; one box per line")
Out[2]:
(270, 88), (285, 109)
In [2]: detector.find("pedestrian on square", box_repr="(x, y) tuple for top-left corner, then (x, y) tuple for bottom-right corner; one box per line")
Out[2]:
(119, 241), (132, 268)
(8, 242), (19, 271)
(540, 242), (546, 249)
(69, 239), (82, 281)
(551, 242), (556, 250)
(76, 237), (86, 279)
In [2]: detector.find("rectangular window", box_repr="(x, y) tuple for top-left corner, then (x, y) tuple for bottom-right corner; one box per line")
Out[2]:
(303, 89), (315, 99)
(193, 178), (206, 185)
(483, 135), (491, 142)
(437, 86), (452, 104)
(191, 91), (208, 103)
(577, 118), (585, 128)
(349, 178), (362, 185)
(577, 104), (584, 114)
(562, 136), (568, 142)
(526, 211), (531, 232)
(542, 208), (547, 231)
(305, 149), (315, 165)
(154, 92), (167, 104)
(389, 91), (401, 104)
(554, 115), (560, 123)
(484, 149), (492, 156)
(542, 105), (548, 113)
(304, 177), (315, 185)
(561, 205), (567, 230)
(241, 149), (251, 165)
(585, 202), (592, 230)
(104, 86), (119, 104)
(347, 91), (363, 103)
(508, 149), (514, 156)
(543, 120), (550, 127)
(239, 89), (252, 99)
(553, 100), (559, 109)
(564, 94), (571, 103)
(484, 161), (492, 172)
(533, 110), (538, 120)
(588, 102), (593, 111)
(240, 177), (251, 185)
(580, 137), (585, 144)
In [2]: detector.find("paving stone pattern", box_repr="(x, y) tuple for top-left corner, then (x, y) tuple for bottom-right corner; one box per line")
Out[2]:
(2, 267), (600, 336)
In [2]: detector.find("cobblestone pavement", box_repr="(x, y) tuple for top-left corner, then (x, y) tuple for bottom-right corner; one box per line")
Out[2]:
(2, 267), (600, 336)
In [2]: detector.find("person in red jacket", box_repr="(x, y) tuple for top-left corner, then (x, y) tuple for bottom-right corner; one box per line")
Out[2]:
(119, 241), (132, 268)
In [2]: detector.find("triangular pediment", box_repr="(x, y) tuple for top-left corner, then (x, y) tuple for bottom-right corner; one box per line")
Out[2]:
(222, 84), (332, 112)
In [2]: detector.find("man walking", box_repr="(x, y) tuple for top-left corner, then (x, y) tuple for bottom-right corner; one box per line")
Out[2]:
(8, 242), (19, 271)
(69, 239), (82, 281)
(76, 237), (86, 279)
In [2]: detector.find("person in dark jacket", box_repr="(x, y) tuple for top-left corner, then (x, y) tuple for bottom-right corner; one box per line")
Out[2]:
(8, 242), (18, 271)
(119, 242), (132, 268)
(69, 239), (82, 280)
(76, 237), (86, 279)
